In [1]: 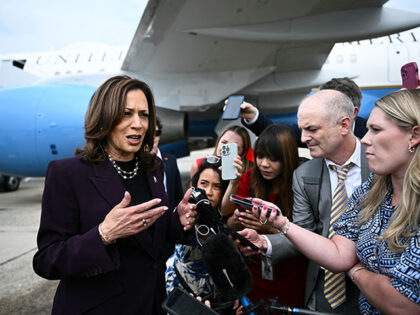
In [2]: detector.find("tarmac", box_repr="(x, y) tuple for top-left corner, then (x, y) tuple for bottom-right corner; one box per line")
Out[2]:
(0, 178), (57, 314)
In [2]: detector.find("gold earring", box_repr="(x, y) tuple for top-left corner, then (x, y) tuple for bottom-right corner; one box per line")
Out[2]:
(408, 145), (415, 153)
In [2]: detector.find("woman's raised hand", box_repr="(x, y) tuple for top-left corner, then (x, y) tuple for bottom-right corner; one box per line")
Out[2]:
(232, 155), (244, 180)
(177, 188), (198, 231)
(100, 191), (168, 243)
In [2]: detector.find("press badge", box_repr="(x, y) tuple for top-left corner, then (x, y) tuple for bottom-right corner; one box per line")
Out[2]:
(261, 255), (274, 281)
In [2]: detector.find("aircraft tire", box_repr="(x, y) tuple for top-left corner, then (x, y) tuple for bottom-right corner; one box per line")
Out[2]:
(3, 176), (21, 192)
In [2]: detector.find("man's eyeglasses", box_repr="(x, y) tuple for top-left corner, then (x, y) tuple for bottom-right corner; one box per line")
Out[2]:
(156, 129), (162, 137)
(205, 156), (220, 164)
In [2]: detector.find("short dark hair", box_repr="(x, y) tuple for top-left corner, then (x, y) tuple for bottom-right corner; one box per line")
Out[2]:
(319, 77), (362, 108)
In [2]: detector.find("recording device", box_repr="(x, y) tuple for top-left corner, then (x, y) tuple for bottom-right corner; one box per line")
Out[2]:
(221, 143), (238, 180)
(189, 188), (260, 252)
(188, 187), (254, 307)
(162, 287), (219, 315)
(230, 194), (280, 217)
(222, 95), (244, 120)
(401, 62), (419, 89)
(202, 233), (253, 302)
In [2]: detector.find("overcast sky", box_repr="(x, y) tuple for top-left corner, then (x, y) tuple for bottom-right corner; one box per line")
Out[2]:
(0, 0), (419, 55)
(0, 0), (147, 54)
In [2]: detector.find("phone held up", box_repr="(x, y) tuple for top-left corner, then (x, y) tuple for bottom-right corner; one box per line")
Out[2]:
(221, 143), (238, 180)
(230, 194), (280, 217)
(401, 62), (419, 90)
(222, 95), (244, 120)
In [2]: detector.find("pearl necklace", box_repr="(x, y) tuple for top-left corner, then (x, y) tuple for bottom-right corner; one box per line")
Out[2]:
(108, 154), (139, 179)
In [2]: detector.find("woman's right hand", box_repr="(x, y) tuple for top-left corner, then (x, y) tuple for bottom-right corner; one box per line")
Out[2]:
(232, 155), (244, 180)
(251, 198), (288, 231)
(100, 191), (168, 243)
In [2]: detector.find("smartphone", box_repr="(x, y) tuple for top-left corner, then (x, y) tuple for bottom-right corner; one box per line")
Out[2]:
(230, 194), (280, 217)
(221, 143), (238, 180)
(401, 62), (419, 89)
(162, 287), (219, 315)
(222, 95), (244, 120)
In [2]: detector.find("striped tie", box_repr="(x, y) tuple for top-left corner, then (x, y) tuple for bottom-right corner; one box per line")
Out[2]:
(324, 163), (353, 309)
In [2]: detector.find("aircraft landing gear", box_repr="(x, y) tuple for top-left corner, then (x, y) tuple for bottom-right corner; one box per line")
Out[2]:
(1, 175), (21, 192)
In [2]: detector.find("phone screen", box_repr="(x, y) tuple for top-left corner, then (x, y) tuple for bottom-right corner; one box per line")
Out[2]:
(162, 288), (219, 315)
(230, 194), (254, 210)
(222, 95), (244, 120)
(230, 194), (279, 216)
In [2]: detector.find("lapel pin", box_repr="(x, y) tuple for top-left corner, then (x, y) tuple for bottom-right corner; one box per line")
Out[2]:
(153, 176), (157, 183)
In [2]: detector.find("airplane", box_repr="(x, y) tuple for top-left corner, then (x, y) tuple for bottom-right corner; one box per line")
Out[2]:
(1, 0), (420, 191)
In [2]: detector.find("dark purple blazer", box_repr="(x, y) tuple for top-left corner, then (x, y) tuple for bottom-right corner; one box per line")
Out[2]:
(33, 156), (192, 314)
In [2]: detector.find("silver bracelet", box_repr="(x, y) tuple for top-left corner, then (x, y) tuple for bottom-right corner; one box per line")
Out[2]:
(350, 266), (365, 282)
(281, 217), (291, 235)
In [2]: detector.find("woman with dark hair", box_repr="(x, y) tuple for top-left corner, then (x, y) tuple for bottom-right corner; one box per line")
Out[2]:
(225, 124), (308, 307)
(33, 75), (197, 315)
(166, 159), (229, 301)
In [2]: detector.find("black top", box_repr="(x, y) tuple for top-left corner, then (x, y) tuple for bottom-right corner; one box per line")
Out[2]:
(115, 159), (154, 236)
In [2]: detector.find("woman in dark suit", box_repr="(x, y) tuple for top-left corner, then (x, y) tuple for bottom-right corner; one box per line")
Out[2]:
(33, 75), (197, 315)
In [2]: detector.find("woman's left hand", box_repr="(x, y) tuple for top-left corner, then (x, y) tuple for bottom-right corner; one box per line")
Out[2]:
(177, 188), (197, 231)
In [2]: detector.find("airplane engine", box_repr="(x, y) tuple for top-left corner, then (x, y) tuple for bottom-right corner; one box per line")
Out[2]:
(156, 107), (189, 145)
(0, 84), (189, 178)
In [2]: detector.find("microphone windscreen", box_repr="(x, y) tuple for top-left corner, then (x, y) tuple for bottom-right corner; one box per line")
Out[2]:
(202, 233), (253, 301)
(196, 199), (220, 228)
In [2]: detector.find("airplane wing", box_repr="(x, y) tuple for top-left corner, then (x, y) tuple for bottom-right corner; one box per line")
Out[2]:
(122, 0), (420, 114)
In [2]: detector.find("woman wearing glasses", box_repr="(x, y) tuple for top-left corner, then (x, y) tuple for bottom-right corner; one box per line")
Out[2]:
(224, 124), (308, 307)
(166, 159), (230, 305)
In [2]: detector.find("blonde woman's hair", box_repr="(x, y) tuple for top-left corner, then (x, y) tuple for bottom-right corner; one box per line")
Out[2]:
(359, 89), (420, 252)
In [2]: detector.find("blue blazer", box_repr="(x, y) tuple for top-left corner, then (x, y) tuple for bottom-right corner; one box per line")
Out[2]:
(33, 156), (192, 315)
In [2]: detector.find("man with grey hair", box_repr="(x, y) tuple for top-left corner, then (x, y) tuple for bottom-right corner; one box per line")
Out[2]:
(319, 77), (367, 138)
(235, 90), (370, 314)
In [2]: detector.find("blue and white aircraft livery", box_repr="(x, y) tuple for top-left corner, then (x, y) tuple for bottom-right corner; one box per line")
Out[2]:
(0, 0), (420, 191)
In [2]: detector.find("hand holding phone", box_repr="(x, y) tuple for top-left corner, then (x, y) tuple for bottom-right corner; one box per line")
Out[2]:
(401, 62), (419, 89)
(162, 288), (218, 315)
(230, 194), (280, 217)
(222, 95), (244, 120)
(221, 143), (238, 180)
